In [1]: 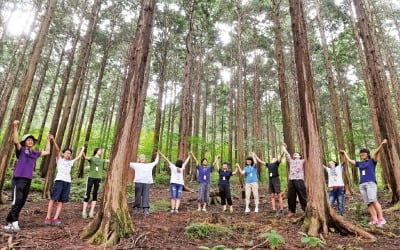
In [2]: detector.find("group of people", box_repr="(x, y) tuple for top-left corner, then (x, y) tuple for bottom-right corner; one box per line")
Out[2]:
(3, 119), (387, 231)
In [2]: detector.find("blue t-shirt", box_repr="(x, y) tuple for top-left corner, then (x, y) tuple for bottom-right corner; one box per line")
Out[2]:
(355, 158), (377, 184)
(197, 165), (213, 183)
(244, 165), (258, 183)
(218, 169), (232, 185)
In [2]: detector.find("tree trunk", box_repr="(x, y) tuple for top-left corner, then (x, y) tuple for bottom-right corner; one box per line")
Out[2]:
(271, 0), (294, 155)
(23, 43), (53, 134)
(314, 0), (352, 193)
(201, 79), (208, 159)
(289, 0), (375, 239)
(0, 44), (19, 96)
(72, 82), (90, 155)
(352, 0), (400, 204)
(252, 56), (263, 160)
(0, 0), (57, 203)
(81, 0), (155, 245)
(177, 0), (195, 160)
(43, 0), (101, 198)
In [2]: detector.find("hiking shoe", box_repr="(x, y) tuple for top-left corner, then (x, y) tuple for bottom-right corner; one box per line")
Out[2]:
(3, 223), (20, 232)
(202, 207), (207, 212)
(89, 211), (95, 218)
(52, 219), (62, 226)
(230, 207), (234, 213)
(245, 207), (250, 213)
(254, 207), (259, 213)
(82, 212), (87, 219)
(44, 218), (52, 225)
(174, 209), (179, 214)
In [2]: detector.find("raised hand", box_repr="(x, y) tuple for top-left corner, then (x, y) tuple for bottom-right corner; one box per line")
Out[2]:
(13, 120), (20, 127)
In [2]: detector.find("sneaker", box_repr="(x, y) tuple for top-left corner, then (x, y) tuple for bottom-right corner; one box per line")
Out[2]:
(287, 212), (296, 218)
(368, 220), (378, 225)
(134, 207), (141, 214)
(174, 209), (179, 214)
(230, 207), (234, 213)
(89, 211), (95, 218)
(44, 218), (52, 225)
(245, 207), (250, 213)
(223, 206), (227, 212)
(254, 207), (259, 213)
(378, 218), (387, 226)
(197, 207), (201, 212)
(144, 208), (150, 216)
(52, 219), (62, 226)
(202, 207), (207, 212)
(3, 223), (20, 232)
(170, 209), (175, 213)
(82, 212), (87, 219)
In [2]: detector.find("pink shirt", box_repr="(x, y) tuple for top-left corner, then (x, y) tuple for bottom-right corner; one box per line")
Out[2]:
(284, 149), (305, 180)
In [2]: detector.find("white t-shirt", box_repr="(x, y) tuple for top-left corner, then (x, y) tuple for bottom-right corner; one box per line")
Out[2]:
(129, 155), (159, 184)
(324, 164), (344, 187)
(169, 163), (185, 185)
(55, 157), (75, 183)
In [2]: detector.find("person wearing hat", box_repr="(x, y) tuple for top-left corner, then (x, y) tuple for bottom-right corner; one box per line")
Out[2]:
(341, 139), (387, 227)
(4, 120), (52, 231)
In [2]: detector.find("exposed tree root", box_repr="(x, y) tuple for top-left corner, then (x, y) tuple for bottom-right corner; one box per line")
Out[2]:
(383, 202), (400, 213)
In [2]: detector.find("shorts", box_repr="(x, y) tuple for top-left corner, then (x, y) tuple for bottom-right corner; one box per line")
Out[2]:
(51, 180), (71, 202)
(170, 183), (183, 199)
(359, 181), (377, 204)
(269, 176), (281, 194)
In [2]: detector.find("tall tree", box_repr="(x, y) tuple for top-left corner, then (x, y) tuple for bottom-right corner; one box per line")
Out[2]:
(352, 0), (400, 204)
(288, 0), (375, 239)
(81, 0), (156, 245)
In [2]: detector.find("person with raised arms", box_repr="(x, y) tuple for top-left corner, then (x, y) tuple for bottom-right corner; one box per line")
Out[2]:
(323, 160), (345, 216)
(158, 150), (191, 214)
(215, 161), (241, 213)
(237, 153), (260, 213)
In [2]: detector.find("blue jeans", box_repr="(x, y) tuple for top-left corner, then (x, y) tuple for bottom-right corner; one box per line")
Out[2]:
(170, 183), (183, 199)
(329, 187), (345, 216)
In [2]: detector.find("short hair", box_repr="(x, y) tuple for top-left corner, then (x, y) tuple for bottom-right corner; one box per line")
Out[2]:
(62, 148), (73, 154)
(175, 159), (184, 168)
(246, 157), (254, 166)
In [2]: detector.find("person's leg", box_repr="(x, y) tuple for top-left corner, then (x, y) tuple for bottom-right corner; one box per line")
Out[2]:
(271, 193), (276, 211)
(53, 202), (63, 220)
(252, 183), (259, 212)
(197, 183), (204, 210)
(219, 185), (227, 209)
(175, 185), (183, 211)
(287, 180), (296, 214)
(337, 188), (345, 216)
(170, 184), (176, 211)
(204, 183), (210, 209)
(142, 184), (151, 214)
(368, 203), (378, 222)
(278, 193), (284, 211)
(245, 183), (251, 212)
(295, 180), (307, 211)
(373, 202), (384, 220)
(83, 178), (93, 216)
(6, 178), (30, 225)
(366, 182), (383, 221)
(328, 189), (335, 207)
(46, 200), (55, 220)
(90, 179), (100, 216)
(134, 182), (143, 209)
(226, 185), (233, 207)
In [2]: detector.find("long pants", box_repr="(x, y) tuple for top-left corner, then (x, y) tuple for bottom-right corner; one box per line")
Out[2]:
(329, 187), (345, 216)
(197, 182), (210, 204)
(288, 179), (307, 213)
(6, 178), (31, 223)
(84, 177), (101, 202)
(219, 184), (233, 206)
(245, 182), (259, 207)
(134, 182), (151, 209)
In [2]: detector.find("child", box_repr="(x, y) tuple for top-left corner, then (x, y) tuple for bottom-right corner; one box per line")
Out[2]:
(45, 139), (85, 225)
(190, 152), (219, 212)
(158, 151), (190, 213)
(283, 143), (307, 218)
(4, 120), (51, 231)
(129, 153), (159, 216)
(341, 139), (387, 226)
(253, 152), (285, 214)
(216, 161), (241, 213)
(82, 148), (109, 219)
(323, 160), (345, 216)
(237, 153), (260, 213)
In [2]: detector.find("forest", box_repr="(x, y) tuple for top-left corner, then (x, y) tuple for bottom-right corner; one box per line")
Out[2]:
(0, 0), (400, 249)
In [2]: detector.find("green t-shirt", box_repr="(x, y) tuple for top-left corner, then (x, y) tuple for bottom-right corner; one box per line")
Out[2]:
(87, 157), (106, 179)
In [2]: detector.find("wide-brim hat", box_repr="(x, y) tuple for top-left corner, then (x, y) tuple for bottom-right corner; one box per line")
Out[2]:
(20, 134), (38, 145)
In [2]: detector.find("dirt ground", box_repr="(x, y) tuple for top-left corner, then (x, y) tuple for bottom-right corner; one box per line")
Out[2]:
(0, 185), (400, 249)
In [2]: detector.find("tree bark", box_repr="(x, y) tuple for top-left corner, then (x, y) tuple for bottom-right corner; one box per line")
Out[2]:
(81, 0), (155, 245)
(0, 0), (57, 203)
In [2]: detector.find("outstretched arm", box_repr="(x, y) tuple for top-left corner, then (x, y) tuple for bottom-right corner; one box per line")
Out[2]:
(340, 150), (356, 165)
(236, 163), (244, 175)
(213, 155), (221, 167)
(158, 150), (173, 165)
(251, 152), (258, 165)
(189, 151), (199, 166)
(40, 134), (52, 157)
(51, 136), (60, 158)
(373, 139), (387, 161)
(182, 154), (191, 168)
(73, 146), (86, 161)
(282, 143), (292, 161)
(253, 153), (266, 165)
(277, 151), (285, 162)
(12, 120), (21, 151)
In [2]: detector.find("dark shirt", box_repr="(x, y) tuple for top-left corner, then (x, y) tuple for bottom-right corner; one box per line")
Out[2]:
(266, 161), (280, 178)
(218, 169), (232, 185)
(355, 158), (377, 184)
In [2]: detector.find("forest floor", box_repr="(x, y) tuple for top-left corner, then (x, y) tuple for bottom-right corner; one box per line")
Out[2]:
(0, 184), (399, 249)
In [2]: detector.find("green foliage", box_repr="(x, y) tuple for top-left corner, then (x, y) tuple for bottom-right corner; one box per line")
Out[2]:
(69, 178), (88, 202)
(30, 178), (44, 192)
(260, 230), (286, 249)
(199, 245), (243, 250)
(150, 199), (170, 212)
(185, 223), (232, 239)
(299, 232), (326, 248)
(154, 172), (171, 185)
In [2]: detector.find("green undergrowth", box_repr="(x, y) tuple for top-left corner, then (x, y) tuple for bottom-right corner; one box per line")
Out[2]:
(185, 222), (232, 239)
